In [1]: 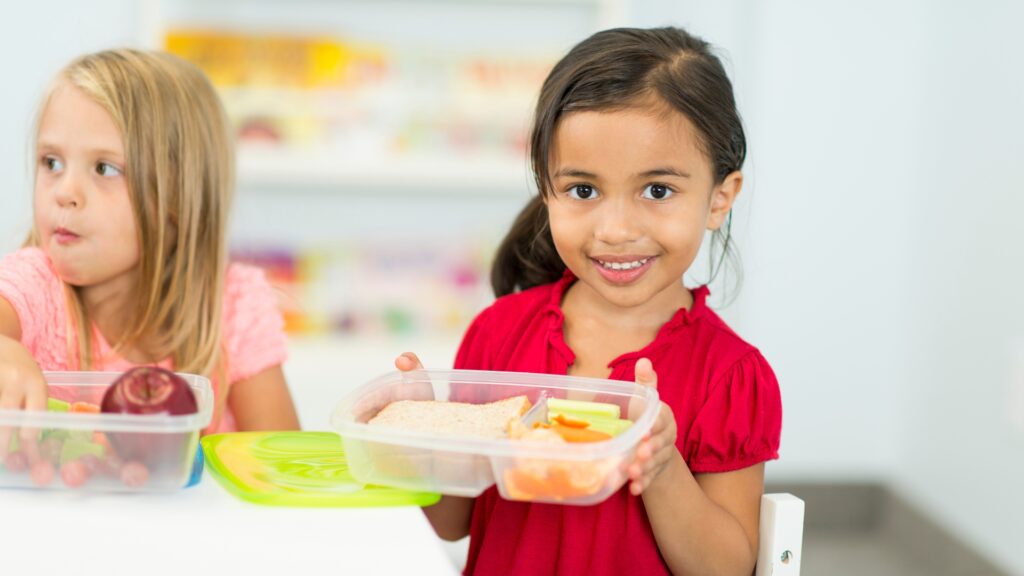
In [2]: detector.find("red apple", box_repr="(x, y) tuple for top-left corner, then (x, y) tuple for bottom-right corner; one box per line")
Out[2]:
(101, 367), (199, 475)
(101, 367), (197, 415)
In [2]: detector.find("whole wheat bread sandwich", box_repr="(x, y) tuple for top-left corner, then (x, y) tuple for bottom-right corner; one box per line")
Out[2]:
(367, 395), (532, 439)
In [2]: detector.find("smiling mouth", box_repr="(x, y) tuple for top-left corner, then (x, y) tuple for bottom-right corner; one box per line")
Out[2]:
(593, 257), (652, 270)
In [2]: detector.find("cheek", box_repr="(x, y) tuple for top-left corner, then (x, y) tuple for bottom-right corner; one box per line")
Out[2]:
(109, 194), (140, 262)
(546, 206), (584, 254)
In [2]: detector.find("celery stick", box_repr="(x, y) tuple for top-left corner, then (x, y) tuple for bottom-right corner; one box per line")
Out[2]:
(59, 438), (105, 465)
(549, 411), (633, 437)
(547, 398), (620, 419)
(586, 418), (632, 437)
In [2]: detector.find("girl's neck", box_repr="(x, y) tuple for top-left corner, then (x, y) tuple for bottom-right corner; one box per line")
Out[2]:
(559, 279), (692, 379)
(562, 278), (693, 334)
(80, 275), (151, 361)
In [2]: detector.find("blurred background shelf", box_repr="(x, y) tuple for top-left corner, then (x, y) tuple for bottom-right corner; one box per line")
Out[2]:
(237, 145), (533, 195)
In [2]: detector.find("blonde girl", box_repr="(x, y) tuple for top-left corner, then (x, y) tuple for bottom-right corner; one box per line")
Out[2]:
(0, 49), (299, 442)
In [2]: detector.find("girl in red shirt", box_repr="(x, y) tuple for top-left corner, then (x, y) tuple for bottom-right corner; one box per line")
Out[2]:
(398, 26), (781, 575)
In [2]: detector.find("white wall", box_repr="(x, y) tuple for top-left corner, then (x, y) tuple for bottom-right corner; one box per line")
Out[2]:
(678, 1), (1022, 572)
(896, 3), (1024, 572)
(666, 0), (926, 482)
(0, 3), (142, 252)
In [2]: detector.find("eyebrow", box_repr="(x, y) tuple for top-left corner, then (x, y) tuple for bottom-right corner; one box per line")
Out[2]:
(552, 166), (692, 179)
(553, 167), (598, 179)
(36, 140), (124, 160)
(637, 167), (691, 179)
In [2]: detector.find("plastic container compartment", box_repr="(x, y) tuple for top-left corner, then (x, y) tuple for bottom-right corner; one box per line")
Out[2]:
(0, 371), (213, 492)
(331, 370), (659, 506)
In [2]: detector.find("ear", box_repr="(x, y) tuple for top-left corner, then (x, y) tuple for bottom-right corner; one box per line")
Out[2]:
(707, 170), (743, 231)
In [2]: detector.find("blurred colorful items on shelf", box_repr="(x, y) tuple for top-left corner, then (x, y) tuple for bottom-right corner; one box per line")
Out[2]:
(231, 240), (491, 337)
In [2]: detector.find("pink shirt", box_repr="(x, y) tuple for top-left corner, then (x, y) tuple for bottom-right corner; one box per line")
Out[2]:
(0, 247), (288, 433)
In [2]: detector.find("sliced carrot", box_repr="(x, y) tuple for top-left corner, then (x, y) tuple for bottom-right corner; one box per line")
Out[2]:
(552, 413), (591, 429)
(92, 432), (113, 456)
(551, 424), (612, 443)
(504, 468), (546, 498)
(70, 402), (100, 413)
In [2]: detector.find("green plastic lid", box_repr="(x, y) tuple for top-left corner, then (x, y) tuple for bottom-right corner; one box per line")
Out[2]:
(202, 431), (440, 507)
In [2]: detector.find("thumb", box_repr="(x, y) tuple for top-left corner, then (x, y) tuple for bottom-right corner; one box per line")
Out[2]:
(395, 352), (425, 372)
(634, 357), (657, 389)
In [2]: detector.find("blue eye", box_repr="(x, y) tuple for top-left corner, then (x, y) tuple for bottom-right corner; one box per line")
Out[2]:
(43, 156), (64, 172)
(568, 184), (598, 200)
(642, 184), (674, 200)
(96, 162), (122, 177)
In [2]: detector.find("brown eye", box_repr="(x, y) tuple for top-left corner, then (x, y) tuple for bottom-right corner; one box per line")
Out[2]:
(43, 156), (64, 172)
(96, 162), (122, 177)
(570, 184), (597, 200)
(643, 184), (673, 200)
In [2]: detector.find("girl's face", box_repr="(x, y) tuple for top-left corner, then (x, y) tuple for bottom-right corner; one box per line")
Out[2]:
(34, 83), (139, 293)
(546, 101), (741, 312)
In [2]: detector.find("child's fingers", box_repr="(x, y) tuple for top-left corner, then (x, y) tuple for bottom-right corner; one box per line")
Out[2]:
(0, 389), (25, 455)
(24, 383), (47, 412)
(634, 358), (658, 389)
(0, 426), (10, 458)
(394, 352), (425, 372)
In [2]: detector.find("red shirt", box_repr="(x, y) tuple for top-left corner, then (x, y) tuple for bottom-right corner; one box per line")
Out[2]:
(454, 273), (782, 576)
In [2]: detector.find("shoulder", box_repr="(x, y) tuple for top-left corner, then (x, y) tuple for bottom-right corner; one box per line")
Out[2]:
(0, 247), (63, 306)
(221, 262), (278, 312)
(221, 262), (284, 334)
(0, 248), (68, 357)
(472, 280), (560, 331)
(0, 247), (56, 277)
(455, 281), (561, 370)
(665, 287), (775, 383)
(492, 281), (558, 315)
(224, 262), (273, 294)
(221, 262), (288, 382)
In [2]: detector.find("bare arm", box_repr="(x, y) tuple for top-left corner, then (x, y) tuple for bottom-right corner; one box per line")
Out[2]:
(0, 296), (48, 463)
(628, 358), (762, 575)
(422, 496), (475, 541)
(395, 351), (475, 541)
(227, 364), (301, 431)
(643, 457), (762, 575)
(0, 296), (47, 412)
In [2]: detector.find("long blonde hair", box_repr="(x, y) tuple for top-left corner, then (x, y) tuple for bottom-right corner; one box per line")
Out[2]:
(29, 49), (234, 381)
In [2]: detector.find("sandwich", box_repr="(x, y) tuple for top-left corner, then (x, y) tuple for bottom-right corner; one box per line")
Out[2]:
(367, 395), (532, 439)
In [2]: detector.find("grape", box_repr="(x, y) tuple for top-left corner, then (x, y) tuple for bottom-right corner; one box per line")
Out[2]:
(120, 461), (149, 488)
(30, 461), (55, 486)
(60, 459), (90, 488)
(3, 450), (28, 473)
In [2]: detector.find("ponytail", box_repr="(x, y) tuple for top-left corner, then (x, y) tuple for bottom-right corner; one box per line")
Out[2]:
(490, 196), (565, 297)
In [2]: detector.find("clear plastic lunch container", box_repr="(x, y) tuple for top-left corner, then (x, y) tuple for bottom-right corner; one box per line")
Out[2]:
(331, 370), (660, 506)
(0, 371), (212, 492)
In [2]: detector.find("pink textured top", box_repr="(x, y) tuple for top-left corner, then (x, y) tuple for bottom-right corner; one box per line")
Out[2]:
(0, 247), (288, 433)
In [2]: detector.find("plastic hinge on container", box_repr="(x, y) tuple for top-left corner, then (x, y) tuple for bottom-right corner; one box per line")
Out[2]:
(185, 445), (205, 488)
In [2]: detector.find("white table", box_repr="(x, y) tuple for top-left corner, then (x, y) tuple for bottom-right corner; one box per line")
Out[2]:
(0, 471), (457, 576)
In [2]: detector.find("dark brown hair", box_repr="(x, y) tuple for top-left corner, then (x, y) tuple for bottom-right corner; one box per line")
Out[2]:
(491, 27), (746, 298)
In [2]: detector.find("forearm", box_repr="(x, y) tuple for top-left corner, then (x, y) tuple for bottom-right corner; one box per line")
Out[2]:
(227, 366), (300, 431)
(422, 495), (474, 541)
(642, 452), (756, 576)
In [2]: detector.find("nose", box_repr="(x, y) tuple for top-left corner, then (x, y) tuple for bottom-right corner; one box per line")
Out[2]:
(593, 193), (642, 245)
(53, 170), (84, 209)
